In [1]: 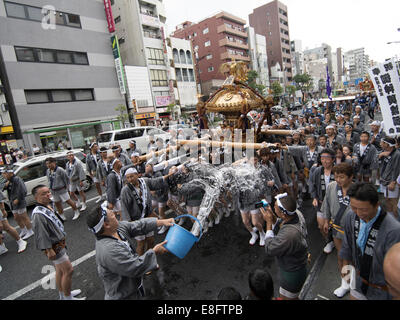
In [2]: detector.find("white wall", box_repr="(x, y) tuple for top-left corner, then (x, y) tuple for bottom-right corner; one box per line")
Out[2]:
(125, 66), (154, 108)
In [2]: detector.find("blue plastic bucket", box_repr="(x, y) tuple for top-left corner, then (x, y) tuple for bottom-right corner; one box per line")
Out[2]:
(164, 214), (203, 259)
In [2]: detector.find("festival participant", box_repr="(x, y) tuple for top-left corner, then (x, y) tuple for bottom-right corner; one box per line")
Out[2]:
(0, 180), (27, 254)
(370, 121), (385, 152)
(45, 157), (80, 221)
(112, 145), (130, 167)
(342, 145), (357, 167)
(341, 183), (400, 300)
(309, 149), (336, 254)
(378, 137), (400, 219)
(121, 152), (146, 178)
(237, 157), (267, 247)
(86, 142), (104, 204)
(336, 114), (347, 136)
(320, 163), (354, 298)
(354, 105), (366, 124)
(106, 159), (124, 220)
(261, 193), (308, 300)
(259, 148), (282, 202)
(352, 116), (364, 134)
(326, 125), (345, 150)
(344, 123), (360, 145)
(31, 185), (85, 300)
(66, 151), (87, 216)
(334, 145), (353, 166)
(244, 269), (274, 300)
(314, 116), (325, 136)
(96, 147), (112, 192)
(383, 243), (400, 300)
(353, 132), (377, 183)
(318, 135), (328, 149)
(127, 140), (142, 158)
(86, 203), (174, 300)
(120, 167), (177, 255)
(2, 167), (34, 240)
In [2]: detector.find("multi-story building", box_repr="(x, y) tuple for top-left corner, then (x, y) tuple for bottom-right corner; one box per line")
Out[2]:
(0, 77), (16, 157)
(344, 48), (370, 83)
(290, 39), (304, 76)
(167, 37), (197, 117)
(172, 11), (250, 97)
(0, 0), (125, 153)
(111, 0), (173, 123)
(249, 0), (293, 85)
(247, 27), (270, 91)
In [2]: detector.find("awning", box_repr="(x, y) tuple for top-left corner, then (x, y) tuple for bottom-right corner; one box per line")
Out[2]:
(24, 120), (115, 134)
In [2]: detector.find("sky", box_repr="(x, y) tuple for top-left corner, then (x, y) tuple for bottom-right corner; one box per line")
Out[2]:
(164, 0), (400, 63)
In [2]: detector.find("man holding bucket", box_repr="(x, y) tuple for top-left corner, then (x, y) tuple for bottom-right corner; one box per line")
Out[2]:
(86, 202), (174, 300)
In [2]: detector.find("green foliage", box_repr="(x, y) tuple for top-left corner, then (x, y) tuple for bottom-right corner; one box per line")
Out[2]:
(115, 104), (129, 123)
(294, 73), (313, 93)
(246, 70), (266, 95)
(271, 81), (284, 98)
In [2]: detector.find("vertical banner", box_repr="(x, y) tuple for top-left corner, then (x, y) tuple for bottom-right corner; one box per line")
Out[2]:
(111, 35), (126, 95)
(104, 0), (115, 33)
(369, 58), (400, 137)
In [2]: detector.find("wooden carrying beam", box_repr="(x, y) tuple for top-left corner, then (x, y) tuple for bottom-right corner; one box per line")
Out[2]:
(177, 140), (277, 150)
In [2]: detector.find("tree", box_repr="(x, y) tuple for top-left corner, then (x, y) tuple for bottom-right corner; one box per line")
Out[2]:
(115, 104), (129, 126)
(270, 81), (283, 99)
(246, 70), (266, 95)
(286, 84), (296, 103)
(294, 73), (313, 101)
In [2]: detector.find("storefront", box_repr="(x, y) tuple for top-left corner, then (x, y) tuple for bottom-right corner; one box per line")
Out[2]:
(136, 112), (156, 126)
(24, 120), (118, 153)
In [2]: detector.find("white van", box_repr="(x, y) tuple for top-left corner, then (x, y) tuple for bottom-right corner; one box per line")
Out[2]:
(98, 126), (171, 153)
(1, 149), (92, 209)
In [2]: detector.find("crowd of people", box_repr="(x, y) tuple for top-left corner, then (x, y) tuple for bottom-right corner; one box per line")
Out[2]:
(1, 92), (400, 301)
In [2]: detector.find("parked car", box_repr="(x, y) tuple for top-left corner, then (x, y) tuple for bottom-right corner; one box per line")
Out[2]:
(98, 126), (171, 153)
(2, 149), (91, 208)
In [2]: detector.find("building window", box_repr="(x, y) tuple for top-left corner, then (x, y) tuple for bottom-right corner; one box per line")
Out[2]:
(114, 16), (121, 24)
(147, 48), (165, 65)
(25, 89), (94, 104)
(182, 69), (189, 81)
(206, 54), (213, 60)
(110, 0), (115, 4)
(15, 46), (89, 65)
(208, 66), (214, 72)
(173, 49), (180, 63)
(118, 37), (125, 45)
(15, 47), (35, 62)
(179, 50), (187, 64)
(143, 26), (161, 39)
(188, 69), (195, 82)
(4, 1), (81, 28)
(186, 51), (193, 64)
(175, 68), (183, 82)
(193, 32), (197, 37)
(150, 70), (168, 87)
(203, 27), (209, 34)
(205, 41), (211, 47)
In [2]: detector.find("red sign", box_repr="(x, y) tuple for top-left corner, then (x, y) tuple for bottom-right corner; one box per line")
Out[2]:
(104, 0), (115, 33)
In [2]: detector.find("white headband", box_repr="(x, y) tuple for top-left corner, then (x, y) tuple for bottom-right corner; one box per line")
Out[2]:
(125, 168), (138, 177)
(383, 139), (396, 147)
(275, 193), (296, 216)
(89, 201), (108, 234)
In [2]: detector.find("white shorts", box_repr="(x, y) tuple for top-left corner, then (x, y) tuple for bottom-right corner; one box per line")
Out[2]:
(152, 200), (167, 209)
(69, 181), (82, 192)
(12, 208), (27, 215)
(380, 184), (400, 199)
(52, 190), (70, 203)
(186, 206), (200, 216)
(53, 253), (70, 266)
(135, 231), (155, 241)
(240, 209), (260, 215)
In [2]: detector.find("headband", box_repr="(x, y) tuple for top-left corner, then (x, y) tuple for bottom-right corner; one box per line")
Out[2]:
(111, 158), (118, 168)
(275, 193), (296, 216)
(89, 202), (108, 234)
(125, 168), (138, 177)
(382, 138), (396, 147)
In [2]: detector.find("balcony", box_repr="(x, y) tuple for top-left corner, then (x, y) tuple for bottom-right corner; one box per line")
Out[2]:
(140, 13), (160, 28)
(221, 52), (250, 62)
(219, 38), (249, 50)
(217, 24), (248, 38)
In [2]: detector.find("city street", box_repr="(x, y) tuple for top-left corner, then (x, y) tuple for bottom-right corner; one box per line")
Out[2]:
(0, 186), (339, 301)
